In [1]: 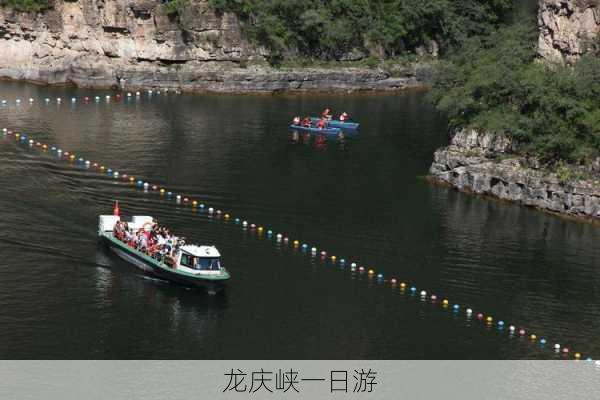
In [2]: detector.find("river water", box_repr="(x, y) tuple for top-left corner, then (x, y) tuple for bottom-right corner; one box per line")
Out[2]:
(0, 82), (599, 359)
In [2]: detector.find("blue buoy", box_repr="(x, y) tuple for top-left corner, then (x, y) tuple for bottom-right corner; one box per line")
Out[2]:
(340, 259), (346, 264)
(167, 191), (172, 197)
(498, 321), (505, 327)
(267, 230), (273, 235)
(453, 304), (460, 310)
(377, 273), (383, 279)
(540, 338), (547, 345)
(199, 204), (205, 209)
(410, 286), (417, 292)
(137, 180), (143, 187)
(234, 218), (240, 224)
(107, 169), (113, 175)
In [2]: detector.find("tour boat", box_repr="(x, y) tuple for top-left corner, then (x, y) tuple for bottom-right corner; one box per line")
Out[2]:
(310, 117), (360, 130)
(98, 211), (230, 292)
(289, 124), (341, 135)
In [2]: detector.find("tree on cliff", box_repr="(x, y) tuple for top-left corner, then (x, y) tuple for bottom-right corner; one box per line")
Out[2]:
(0, 0), (50, 12)
(209, 0), (514, 62)
(429, 16), (600, 164)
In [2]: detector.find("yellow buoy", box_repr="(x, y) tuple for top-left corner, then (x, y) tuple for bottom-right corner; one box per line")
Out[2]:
(192, 200), (198, 206)
(368, 269), (374, 275)
(574, 353), (581, 359)
(160, 188), (165, 194)
(130, 177), (135, 182)
(293, 240), (299, 246)
(486, 316), (493, 323)
(258, 227), (263, 233)
(15, 133), (20, 138)
(100, 166), (105, 171)
(42, 144), (47, 149)
(224, 214), (230, 219)
(530, 334), (537, 341)
(442, 299), (449, 306)
(331, 256), (337, 262)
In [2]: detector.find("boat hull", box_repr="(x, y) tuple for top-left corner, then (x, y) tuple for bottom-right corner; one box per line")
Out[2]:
(100, 234), (229, 292)
(289, 124), (341, 135)
(310, 118), (359, 130)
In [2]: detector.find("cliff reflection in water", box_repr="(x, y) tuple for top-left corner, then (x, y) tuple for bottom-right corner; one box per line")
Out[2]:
(431, 184), (600, 357)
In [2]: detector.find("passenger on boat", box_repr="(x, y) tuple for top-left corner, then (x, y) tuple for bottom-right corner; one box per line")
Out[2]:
(292, 116), (301, 125)
(302, 117), (311, 127)
(316, 118), (327, 129)
(322, 108), (332, 120)
(339, 112), (349, 121)
(137, 229), (148, 252)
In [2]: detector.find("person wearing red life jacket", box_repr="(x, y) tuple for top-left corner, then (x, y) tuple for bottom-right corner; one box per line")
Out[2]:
(339, 112), (349, 122)
(316, 118), (327, 129)
(302, 117), (311, 127)
(292, 116), (301, 125)
(322, 108), (332, 120)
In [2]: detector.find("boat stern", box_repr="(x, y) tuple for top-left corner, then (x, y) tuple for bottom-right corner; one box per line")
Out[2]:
(98, 215), (120, 236)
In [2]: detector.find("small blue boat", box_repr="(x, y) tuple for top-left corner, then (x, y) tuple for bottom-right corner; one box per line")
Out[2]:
(289, 124), (341, 135)
(310, 118), (359, 130)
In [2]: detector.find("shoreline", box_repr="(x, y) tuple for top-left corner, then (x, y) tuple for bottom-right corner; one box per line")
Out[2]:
(429, 129), (600, 224)
(426, 176), (600, 226)
(0, 66), (428, 94)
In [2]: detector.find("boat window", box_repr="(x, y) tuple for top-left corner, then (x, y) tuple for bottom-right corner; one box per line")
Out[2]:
(180, 253), (194, 268)
(197, 257), (220, 270)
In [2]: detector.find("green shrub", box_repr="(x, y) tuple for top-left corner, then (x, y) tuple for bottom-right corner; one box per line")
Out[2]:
(555, 161), (573, 184)
(429, 10), (600, 164)
(0, 0), (51, 12)
(209, 0), (515, 61)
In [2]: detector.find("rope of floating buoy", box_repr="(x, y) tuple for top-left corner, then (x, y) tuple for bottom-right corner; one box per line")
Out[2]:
(0, 90), (180, 110)
(2, 125), (596, 364)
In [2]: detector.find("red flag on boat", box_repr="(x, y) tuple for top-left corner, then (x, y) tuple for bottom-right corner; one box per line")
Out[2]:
(113, 201), (120, 216)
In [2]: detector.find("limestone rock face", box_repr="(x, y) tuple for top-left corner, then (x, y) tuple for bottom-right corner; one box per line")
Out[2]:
(430, 129), (600, 221)
(0, 1), (424, 92)
(0, 0), (258, 88)
(538, 0), (600, 63)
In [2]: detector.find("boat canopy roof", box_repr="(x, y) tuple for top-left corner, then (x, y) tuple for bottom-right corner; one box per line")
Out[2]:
(181, 245), (221, 258)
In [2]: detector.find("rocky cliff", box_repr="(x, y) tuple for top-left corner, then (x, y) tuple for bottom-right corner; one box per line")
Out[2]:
(430, 129), (600, 221)
(538, 0), (600, 63)
(0, 0), (423, 92)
